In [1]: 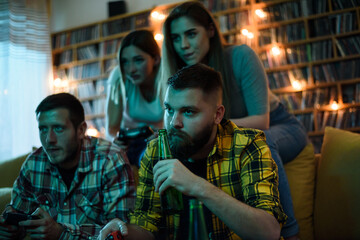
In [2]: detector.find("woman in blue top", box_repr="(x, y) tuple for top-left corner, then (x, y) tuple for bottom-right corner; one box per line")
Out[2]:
(160, 1), (308, 239)
(106, 30), (163, 166)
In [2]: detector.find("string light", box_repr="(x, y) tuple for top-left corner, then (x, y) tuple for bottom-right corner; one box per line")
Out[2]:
(54, 78), (62, 88)
(154, 33), (163, 41)
(271, 46), (281, 56)
(331, 101), (339, 110)
(86, 126), (100, 137)
(241, 28), (253, 39)
(241, 29), (249, 35)
(255, 9), (267, 18)
(291, 80), (302, 90)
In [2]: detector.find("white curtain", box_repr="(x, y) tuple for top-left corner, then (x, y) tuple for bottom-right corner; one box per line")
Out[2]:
(0, 0), (52, 162)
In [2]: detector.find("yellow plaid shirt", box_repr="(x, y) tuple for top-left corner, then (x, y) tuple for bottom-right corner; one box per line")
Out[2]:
(130, 120), (287, 240)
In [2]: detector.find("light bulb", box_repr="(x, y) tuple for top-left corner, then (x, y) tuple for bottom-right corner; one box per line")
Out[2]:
(154, 33), (163, 41)
(331, 101), (339, 110)
(271, 46), (281, 56)
(241, 29), (249, 35)
(255, 9), (267, 18)
(54, 78), (62, 88)
(86, 127), (99, 137)
(291, 80), (302, 90)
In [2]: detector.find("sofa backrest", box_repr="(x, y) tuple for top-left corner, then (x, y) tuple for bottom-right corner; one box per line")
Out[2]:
(0, 153), (29, 188)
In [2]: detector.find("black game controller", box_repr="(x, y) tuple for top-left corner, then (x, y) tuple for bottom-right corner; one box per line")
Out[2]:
(117, 126), (154, 143)
(3, 212), (39, 226)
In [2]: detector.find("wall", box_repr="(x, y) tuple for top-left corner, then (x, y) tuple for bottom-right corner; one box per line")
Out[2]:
(50, 0), (181, 33)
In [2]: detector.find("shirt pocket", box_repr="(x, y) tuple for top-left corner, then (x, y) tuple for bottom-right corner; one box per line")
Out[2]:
(36, 193), (58, 218)
(75, 191), (103, 224)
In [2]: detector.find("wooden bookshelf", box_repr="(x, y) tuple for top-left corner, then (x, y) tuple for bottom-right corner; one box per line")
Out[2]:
(199, 0), (360, 152)
(51, 0), (360, 150)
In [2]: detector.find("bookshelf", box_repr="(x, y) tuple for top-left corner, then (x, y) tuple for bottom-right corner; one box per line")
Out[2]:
(199, 0), (360, 153)
(51, 9), (152, 136)
(51, 0), (360, 151)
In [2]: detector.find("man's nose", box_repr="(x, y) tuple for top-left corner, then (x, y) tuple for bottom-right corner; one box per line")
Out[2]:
(46, 130), (57, 144)
(170, 112), (183, 129)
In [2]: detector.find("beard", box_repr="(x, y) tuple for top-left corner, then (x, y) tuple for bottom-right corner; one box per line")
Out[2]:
(167, 124), (213, 162)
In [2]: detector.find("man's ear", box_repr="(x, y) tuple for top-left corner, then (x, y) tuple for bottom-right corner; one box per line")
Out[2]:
(77, 121), (87, 139)
(214, 105), (225, 125)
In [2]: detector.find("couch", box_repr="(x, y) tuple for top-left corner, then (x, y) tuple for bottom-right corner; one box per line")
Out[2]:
(1, 126), (359, 239)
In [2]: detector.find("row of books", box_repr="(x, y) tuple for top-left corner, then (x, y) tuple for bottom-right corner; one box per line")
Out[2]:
(267, 67), (309, 90)
(259, 1), (302, 23)
(55, 39), (123, 67)
(77, 45), (98, 61)
(342, 83), (360, 104)
(68, 62), (101, 80)
(313, 58), (360, 84)
(83, 98), (106, 116)
(279, 87), (338, 111)
(316, 107), (360, 131)
(99, 38), (122, 57)
(300, 0), (328, 16)
(201, 0), (249, 13)
(225, 33), (254, 47)
(259, 40), (333, 69)
(295, 107), (360, 133)
(258, 22), (306, 46)
(332, 0), (360, 10)
(217, 10), (250, 33)
(75, 79), (108, 100)
(308, 12), (357, 38)
(55, 49), (72, 66)
(52, 25), (100, 49)
(335, 35), (360, 57)
(102, 12), (150, 37)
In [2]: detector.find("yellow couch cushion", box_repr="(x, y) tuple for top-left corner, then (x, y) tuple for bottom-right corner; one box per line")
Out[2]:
(284, 143), (316, 240)
(314, 127), (360, 239)
(0, 153), (29, 188)
(0, 187), (12, 214)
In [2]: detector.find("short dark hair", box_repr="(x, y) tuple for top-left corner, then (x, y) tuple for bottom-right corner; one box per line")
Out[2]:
(167, 63), (223, 97)
(35, 93), (85, 129)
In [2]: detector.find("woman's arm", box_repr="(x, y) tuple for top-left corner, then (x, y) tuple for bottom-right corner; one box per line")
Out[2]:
(105, 68), (123, 139)
(229, 45), (270, 130)
(230, 112), (269, 130)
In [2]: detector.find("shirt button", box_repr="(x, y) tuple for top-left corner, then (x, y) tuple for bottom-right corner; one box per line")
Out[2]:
(45, 200), (49, 204)
(64, 202), (67, 206)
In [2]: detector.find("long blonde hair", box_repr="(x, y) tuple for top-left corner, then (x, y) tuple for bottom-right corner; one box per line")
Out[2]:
(160, 1), (230, 114)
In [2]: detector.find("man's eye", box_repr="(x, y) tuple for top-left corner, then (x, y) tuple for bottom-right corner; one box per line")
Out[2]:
(185, 110), (195, 116)
(187, 31), (196, 38)
(54, 126), (64, 133)
(39, 127), (47, 134)
(135, 58), (144, 63)
(166, 108), (174, 114)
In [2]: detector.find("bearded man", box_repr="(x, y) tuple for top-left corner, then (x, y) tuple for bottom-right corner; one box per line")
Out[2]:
(98, 63), (286, 240)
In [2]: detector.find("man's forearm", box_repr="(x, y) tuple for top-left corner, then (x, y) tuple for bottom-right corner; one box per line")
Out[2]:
(194, 179), (280, 240)
(125, 224), (155, 240)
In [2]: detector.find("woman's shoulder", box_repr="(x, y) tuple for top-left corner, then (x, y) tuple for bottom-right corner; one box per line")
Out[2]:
(225, 44), (254, 55)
